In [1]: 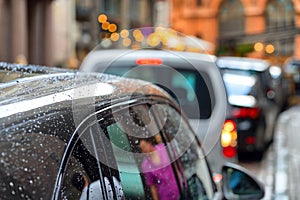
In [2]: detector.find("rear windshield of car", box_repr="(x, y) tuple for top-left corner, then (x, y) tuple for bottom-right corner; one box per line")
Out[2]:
(97, 65), (212, 119)
(222, 70), (256, 96)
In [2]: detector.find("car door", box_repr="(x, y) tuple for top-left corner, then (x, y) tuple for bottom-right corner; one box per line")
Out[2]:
(56, 96), (218, 199)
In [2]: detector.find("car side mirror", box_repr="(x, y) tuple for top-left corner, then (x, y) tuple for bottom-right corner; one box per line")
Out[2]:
(221, 162), (265, 200)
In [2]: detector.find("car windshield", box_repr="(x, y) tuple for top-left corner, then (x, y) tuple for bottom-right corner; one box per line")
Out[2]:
(96, 64), (212, 119)
(222, 70), (256, 96)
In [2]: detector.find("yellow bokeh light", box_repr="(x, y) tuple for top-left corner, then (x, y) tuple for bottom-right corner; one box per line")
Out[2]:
(133, 29), (144, 42)
(147, 33), (161, 47)
(265, 44), (275, 54)
(98, 14), (107, 23)
(108, 24), (117, 32)
(135, 34), (144, 42)
(221, 131), (232, 147)
(120, 29), (129, 38)
(254, 42), (264, 52)
(110, 32), (120, 42)
(154, 27), (166, 37)
(102, 22), (110, 30)
(123, 38), (132, 47)
(223, 122), (234, 132)
(133, 29), (142, 37)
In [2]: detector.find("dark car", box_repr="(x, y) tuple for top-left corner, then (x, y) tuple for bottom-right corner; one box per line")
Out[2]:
(217, 56), (280, 160)
(0, 66), (264, 199)
(80, 33), (238, 172)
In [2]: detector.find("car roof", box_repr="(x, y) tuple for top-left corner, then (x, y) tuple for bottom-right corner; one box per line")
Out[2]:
(0, 62), (75, 83)
(80, 49), (217, 72)
(216, 56), (270, 72)
(0, 71), (171, 119)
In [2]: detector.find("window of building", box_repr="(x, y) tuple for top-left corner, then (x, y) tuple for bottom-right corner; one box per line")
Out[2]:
(266, 0), (294, 31)
(266, 0), (295, 56)
(218, 0), (245, 37)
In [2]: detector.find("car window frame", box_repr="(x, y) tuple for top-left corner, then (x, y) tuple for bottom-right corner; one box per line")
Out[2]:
(53, 94), (218, 199)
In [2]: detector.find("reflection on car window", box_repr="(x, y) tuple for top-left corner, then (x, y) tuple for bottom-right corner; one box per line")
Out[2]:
(155, 104), (215, 199)
(61, 120), (125, 200)
(223, 73), (256, 96)
(60, 100), (214, 200)
(106, 104), (181, 200)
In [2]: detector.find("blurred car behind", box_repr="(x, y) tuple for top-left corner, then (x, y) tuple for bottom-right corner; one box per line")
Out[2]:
(0, 65), (264, 199)
(217, 56), (280, 160)
(80, 46), (238, 172)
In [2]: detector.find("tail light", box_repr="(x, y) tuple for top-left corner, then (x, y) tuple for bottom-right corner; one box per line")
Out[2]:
(232, 107), (260, 119)
(136, 58), (162, 65)
(221, 119), (237, 158)
(245, 136), (256, 145)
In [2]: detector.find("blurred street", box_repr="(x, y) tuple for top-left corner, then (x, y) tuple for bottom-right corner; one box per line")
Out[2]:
(272, 103), (300, 200)
(239, 141), (274, 200)
(238, 98), (300, 200)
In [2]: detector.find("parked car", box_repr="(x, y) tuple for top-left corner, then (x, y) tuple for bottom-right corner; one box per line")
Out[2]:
(283, 57), (300, 95)
(0, 66), (264, 199)
(79, 28), (238, 172)
(217, 56), (280, 160)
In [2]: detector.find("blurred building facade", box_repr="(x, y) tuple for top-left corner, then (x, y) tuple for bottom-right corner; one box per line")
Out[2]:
(1, 0), (298, 67)
(74, 0), (159, 65)
(172, 0), (300, 63)
(0, 0), (77, 67)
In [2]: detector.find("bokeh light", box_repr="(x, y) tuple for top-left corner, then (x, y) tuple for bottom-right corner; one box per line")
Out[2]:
(108, 24), (117, 32)
(102, 22), (110, 30)
(265, 44), (275, 54)
(147, 33), (161, 47)
(254, 42), (264, 52)
(110, 32), (120, 42)
(98, 14), (107, 23)
(123, 38), (132, 47)
(120, 29), (129, 38)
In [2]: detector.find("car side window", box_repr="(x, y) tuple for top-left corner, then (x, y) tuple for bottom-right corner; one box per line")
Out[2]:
(59, 100), (215, 200)
(105, 103), (183, 200)
(60, 121), (124, 200)
(153, 103), (215, 199)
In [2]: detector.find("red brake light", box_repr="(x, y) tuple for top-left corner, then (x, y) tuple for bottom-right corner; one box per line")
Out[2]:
(222, 146), (237, 158)
(136, 58), (162, 65)
(245, 136), (256, 144)
(232, 107), (260, 119)
(221, 119), (237, 158)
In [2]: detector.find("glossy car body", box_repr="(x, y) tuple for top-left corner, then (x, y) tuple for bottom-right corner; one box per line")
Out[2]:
(0, 62), (74, 83)
(80, 49), (238, 172)
(0, 66), (264, 199)
(217, 57), (280, 160)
